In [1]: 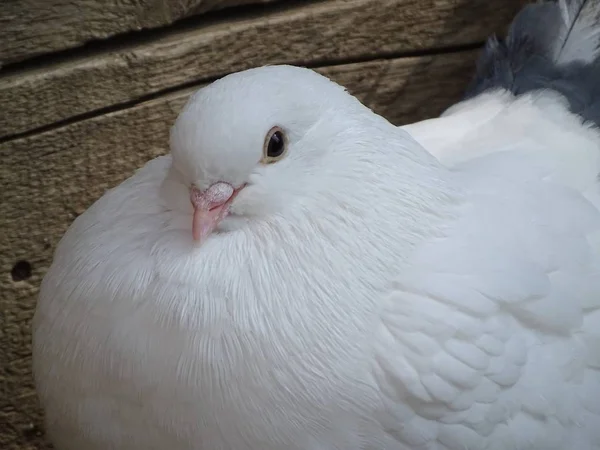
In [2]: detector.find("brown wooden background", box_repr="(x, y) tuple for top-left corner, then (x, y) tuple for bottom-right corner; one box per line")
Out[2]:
(1, 1), (526, 448)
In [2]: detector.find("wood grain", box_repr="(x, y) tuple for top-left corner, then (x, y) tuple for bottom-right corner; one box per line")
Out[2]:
(0, 0), (524, 140)
(0, 0), (279, 68)
(0, 50), (477, 449)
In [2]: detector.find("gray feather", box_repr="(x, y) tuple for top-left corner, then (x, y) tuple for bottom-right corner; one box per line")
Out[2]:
(464, 0), (600, 127)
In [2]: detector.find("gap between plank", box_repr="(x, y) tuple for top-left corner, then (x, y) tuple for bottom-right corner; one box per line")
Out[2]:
(0, 43), (482, 145)
(0, 0), (325, 76)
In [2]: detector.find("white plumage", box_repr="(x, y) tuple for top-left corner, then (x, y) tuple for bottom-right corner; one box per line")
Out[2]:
(32, 3), (600, 448)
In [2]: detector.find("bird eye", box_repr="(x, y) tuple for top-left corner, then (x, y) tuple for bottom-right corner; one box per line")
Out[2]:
(261, 126), (287, 164)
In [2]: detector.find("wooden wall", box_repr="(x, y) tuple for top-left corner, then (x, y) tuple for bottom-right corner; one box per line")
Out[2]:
(0, 1), (525, 448)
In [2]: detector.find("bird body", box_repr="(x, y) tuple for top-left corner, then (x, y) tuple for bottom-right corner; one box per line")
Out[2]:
(33, 1), (600, 449)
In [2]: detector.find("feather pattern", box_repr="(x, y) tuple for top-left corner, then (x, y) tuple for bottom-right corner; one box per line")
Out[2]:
(463, 0), (600, 127)
(400, 3), (600, 443)
(374, 156), (600, 448)
(555, 0), (600, 64)
(394, 90), (600, 449)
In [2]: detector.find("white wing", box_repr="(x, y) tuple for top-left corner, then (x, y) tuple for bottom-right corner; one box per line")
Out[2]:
(403, 89), (600, 195)
(376, 90), (600, 449)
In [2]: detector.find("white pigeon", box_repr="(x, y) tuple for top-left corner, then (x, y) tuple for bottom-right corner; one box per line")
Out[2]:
(32, 0), (600, 449)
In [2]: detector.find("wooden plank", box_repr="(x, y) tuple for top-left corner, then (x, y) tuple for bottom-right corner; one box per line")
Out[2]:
(0, 50), (477, 450)
(0, 0), (280, 68)
(0, 0), (525, 140)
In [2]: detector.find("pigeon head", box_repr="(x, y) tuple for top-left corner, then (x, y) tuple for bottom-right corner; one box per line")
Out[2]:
(166, 65), (368, 243)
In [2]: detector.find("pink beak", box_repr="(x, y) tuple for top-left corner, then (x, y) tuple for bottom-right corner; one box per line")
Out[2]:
(190, 182), (240, 243)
